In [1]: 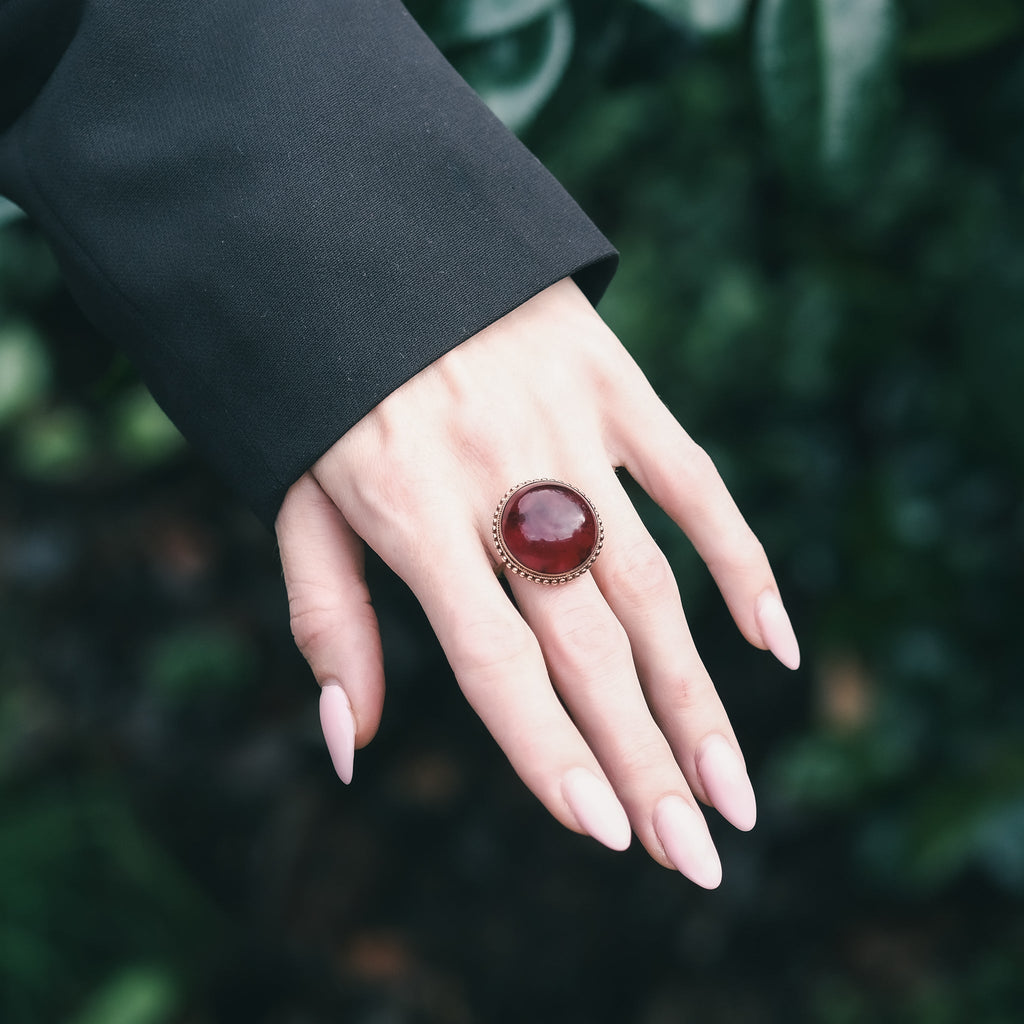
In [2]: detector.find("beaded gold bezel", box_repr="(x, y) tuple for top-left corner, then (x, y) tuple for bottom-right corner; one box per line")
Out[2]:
(492, 479), (604, 585)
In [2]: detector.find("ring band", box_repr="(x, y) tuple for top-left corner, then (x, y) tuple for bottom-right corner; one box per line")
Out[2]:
(493, 479), (603, 584)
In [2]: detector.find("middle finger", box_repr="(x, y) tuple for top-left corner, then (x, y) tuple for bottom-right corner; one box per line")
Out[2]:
(508, 536), (722, 886)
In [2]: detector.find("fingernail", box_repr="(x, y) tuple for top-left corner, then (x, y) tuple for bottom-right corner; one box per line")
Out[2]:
(756, 591), (801, 670)
(697, 734), (757, 832)
(653, 795), (722, 889)
(562, 768), (632, 852)
(319, 680), (355, 784)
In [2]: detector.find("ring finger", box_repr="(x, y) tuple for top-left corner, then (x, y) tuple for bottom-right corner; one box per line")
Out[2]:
(586, 473), (757, 831)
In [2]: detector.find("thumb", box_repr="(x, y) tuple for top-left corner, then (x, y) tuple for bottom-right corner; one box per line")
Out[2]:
(276, 473), (385, 783)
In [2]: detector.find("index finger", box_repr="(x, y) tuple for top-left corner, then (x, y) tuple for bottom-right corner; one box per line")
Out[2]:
(606, 365), (800, 670)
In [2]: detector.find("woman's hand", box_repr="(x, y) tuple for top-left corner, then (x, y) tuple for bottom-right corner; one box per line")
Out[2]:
(275, 278), (799, 887)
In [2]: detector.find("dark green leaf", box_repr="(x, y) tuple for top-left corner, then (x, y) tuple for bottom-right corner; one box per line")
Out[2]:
(903, 0), (1024, 61)
(756, 0), (821, 169)
(0, 322), (51, 427)
(12, 406), (95, 481)
(0, 198), (24, 228)
(69, 967), (179, 1024)
(143, 625), (256, 702)
(454, 4), (574, 130)
(755, 0), (896, 181)
(418, 0), (562, 46)
(634, 0), (749, 35)
(109, 385), (184, 467)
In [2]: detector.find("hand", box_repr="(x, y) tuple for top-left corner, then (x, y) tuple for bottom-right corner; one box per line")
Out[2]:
(275, 278), (799, 887)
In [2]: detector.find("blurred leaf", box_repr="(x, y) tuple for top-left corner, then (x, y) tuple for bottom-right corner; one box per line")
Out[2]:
(0, 322), (51, 426)
(770, 689), (923, 808)
(811, 978), (872, 1024)
(817, 0), (895, 169)
(756, 0), (824, 172)
(975, 797), (1024, 890)
(0, 788), (213, 1021)
(897, 783), (1024, 889)
(755, 0), (896, 181)
(143, 625), (255, 702)
(903, 0), (1024, 61)
(109, 385), (184, 467)
(771, 733), (868, 805)
(635, 0), (749, 35)
(0, 684), (58, 780)
(903, 786), (997, 884)
(69, 966), (179, 1024)
(0, 226), (60, 304)
(12, 406), (95, 480)
(454, 4), (574, 130)
(0, 198), (24, 228)
(418, 0), (562, 45)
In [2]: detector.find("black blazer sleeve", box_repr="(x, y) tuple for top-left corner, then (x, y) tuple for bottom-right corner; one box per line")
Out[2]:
(0, 0), (617, 526)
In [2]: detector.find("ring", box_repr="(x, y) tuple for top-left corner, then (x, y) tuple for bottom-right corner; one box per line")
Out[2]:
(492, 479), (603, 584)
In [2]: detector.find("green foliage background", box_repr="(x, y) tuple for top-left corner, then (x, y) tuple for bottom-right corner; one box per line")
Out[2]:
(1, 1), (1022, 1021)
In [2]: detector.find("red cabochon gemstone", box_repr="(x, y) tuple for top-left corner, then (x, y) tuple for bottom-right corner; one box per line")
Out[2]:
(500, 482), (598, 576)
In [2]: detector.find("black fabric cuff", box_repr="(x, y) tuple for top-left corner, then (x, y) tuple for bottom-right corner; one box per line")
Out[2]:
(0, 0), (617, 526)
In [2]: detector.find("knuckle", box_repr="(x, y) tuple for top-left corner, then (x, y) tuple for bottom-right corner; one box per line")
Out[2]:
(617, 735), (671, 777)
(346, 437), (433, 520)
(447, 615), (536, 680)
(606, 540), (677, 610)
(666, 674), (703, 714)
(547, 604), (627, 671)
(370, 461), (422, 520)
(288, 599), (338, 661)
(648, 440), (721, 501)
(663, 667), (715, 716)
(710, 532), (769, 582)
(290, 602), (333, 659)
(683, 442), (720, 483)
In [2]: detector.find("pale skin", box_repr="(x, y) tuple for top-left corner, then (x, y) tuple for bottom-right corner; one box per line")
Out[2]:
(275, 277), (800, 888)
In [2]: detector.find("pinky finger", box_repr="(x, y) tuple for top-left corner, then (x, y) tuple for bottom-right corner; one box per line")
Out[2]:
(276, 473), (387, 781)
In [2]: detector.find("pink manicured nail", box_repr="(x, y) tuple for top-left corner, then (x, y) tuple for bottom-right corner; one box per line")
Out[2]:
(319, 680), (355, 784)
(697, 734), (757, 832)
(755, 591), (801, 670)
(562, 768), (632, 852)
(653, 795), (722, 889)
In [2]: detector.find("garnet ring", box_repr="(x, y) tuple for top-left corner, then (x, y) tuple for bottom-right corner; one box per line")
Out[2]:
(492, 480), (603, 584)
